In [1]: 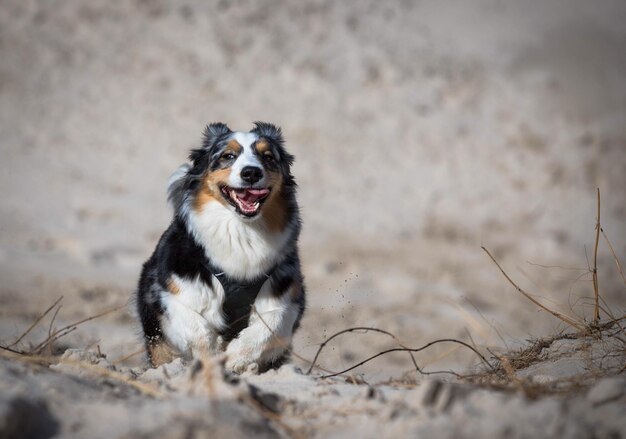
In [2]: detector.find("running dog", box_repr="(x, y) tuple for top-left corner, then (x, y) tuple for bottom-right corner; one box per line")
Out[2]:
(136, 122), (305, 373)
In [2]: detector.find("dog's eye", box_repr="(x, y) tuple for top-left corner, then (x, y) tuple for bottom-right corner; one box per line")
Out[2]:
(222, 153), (236, 161)
(263, 154), (275, 163)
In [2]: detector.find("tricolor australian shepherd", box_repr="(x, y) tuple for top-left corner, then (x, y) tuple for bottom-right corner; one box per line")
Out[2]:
(136, 122), (305, 373)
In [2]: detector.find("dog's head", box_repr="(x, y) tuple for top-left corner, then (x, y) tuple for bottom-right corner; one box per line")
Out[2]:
(169, 122), (295, 222)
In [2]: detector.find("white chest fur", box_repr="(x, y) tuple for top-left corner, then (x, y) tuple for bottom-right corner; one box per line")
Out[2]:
(188, 201), (290, 280)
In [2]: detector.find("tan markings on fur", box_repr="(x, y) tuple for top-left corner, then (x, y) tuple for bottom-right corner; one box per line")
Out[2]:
(149, 342), (177, 367)
(226, 140), (243, 154)
(262, 173), (288, 233)
(166, 277), (180, 295)
(255, 139), (287, 232)
(193, 168), (232, 213)
(255, 139), (271, 155)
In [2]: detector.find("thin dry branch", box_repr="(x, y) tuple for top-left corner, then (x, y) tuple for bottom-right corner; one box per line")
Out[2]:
(252, 306), (494, 380)
(598, 296), (626, 343)
(592, 188), (601, 323)
(305, 327), (420, 376)
(32, 304), (124, 354)
(481, 246), (585, 331)
(318, 338), (494, 379)
(0, 344), (25, 355)
(8, 296), (63, 349)
(600, 227), (626, 288)
(33, 327), (78, 354)
(47, 304), (62, 356)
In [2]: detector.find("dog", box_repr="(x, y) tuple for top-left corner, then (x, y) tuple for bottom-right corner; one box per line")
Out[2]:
(136, 122), (305, 373)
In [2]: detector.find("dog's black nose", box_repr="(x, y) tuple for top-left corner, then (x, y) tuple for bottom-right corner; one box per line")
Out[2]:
(240, 166), (264, 184)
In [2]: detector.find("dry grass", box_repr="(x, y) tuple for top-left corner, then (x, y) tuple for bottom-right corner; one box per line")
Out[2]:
(0, 299), (164, 397)
(1, 298), (125, 356)
(466, 317), (625, 398)
(468, 189), (626, 397)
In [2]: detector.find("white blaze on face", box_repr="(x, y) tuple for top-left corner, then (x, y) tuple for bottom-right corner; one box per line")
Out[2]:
(229, 132), (265, 188)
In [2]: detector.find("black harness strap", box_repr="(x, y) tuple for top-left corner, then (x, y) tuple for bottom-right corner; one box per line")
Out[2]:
(203, 261), (274, 342)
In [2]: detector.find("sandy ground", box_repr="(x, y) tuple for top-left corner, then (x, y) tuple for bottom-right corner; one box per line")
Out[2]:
(2, 327), (625, 438)
(1, 0), (625, 437)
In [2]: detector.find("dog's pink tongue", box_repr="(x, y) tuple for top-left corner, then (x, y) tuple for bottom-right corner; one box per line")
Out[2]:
(239, 188), (270, 203)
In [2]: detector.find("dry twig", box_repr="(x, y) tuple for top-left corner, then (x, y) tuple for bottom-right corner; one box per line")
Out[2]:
(317, 338), (494, 379)
(592, 188), (601, 323)
(47, 304), (62, 356)
(32, 304), (124, 354)
(600, 227), (626, 288)
(481, 246), (585, 331)
(7, 296), (63, 349)
(305, 326), (420, 376)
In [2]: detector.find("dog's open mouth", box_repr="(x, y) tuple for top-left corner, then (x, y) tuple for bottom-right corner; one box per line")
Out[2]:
(220, 186), (271, 217)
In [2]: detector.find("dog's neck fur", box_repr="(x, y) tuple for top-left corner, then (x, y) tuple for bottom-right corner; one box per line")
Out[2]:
(186, 200), (293, 281)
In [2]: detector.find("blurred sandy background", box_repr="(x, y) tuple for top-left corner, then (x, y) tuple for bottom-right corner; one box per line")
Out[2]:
(1, 0), (625, 378)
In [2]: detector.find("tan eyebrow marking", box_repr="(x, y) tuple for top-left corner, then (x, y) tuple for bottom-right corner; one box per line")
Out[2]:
(225, 140), (243, 154)
(255, 139), (272, 155)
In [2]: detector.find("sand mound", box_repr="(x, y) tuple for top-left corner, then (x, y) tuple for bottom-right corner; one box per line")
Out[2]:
(1, 322), (624, 439)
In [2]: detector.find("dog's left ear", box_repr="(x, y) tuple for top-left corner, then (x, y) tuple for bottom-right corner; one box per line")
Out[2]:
(252, 121), (284, 146)
(252, 121), (294, 166)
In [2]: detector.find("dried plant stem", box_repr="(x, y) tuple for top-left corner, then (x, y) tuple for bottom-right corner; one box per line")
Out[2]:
(319, 338), (494, 379)
(0, 345), (25, 355)
(32, 304), (124, 354)
(482, 247), (585, 331)
(598, 296), (626, 342)
(497, 355), (526, 392)
(305, 327), (420, 376)
(47, 305), (62, 356)
(8, 296), (63, 349)
(252, 308), (492, 379)
(33, 328), (78, 354)
(592, 188), (601, 323)
(600, 227), (626, 288)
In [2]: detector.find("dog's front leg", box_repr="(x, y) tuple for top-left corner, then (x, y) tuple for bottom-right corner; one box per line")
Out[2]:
(225, 284), (301, 374)
(160, 296), (222, 358)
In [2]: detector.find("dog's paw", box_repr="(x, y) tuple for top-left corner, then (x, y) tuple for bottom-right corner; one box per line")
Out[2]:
(244, 362), (260, 375)
(226, 355), (260, 375)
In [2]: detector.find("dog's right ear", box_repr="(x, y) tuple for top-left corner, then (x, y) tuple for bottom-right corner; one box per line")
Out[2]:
(201, 122), (232, 149)
(189, 122), (232, 164)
